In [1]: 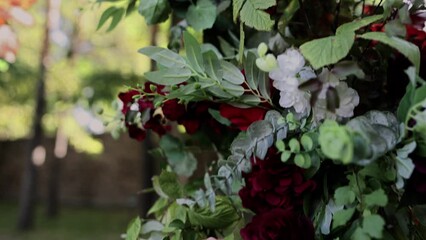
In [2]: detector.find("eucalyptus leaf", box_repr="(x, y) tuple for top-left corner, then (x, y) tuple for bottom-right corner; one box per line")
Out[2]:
(139, 46), (187, 68)
(184, 32), (204, 73)
(221, 61), (244, 85)
(244, 51), (258, 89)
(203, 51), (223, 81)
(144, 68), (192, 86)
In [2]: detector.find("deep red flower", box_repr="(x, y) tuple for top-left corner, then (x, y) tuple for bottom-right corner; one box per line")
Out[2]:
(127, 124), (146, 141)
(162, 99), (186, 121)
(240, 208), (315, 240)
(118, 90), (140, 114)
(408, 154), (426, 196)
(219, 104), (267, 131)
(239, 152), (316, 213)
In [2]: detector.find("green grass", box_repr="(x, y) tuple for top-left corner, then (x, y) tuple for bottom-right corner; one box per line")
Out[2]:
(0, 201), (136, 240)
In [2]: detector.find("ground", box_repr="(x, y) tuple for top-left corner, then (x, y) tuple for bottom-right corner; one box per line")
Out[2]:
(0, 201), (135, 240)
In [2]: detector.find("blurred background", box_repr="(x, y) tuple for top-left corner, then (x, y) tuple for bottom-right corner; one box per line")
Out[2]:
(0, 0), (168, 239)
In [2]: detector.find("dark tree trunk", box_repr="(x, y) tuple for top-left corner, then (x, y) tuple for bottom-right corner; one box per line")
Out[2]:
(17, 0), (51, 231)
(138, 25), (159, 217)
(46, 124), (67, 217)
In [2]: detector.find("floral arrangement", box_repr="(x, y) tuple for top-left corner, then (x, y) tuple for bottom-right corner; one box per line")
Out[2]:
(99, 0), (426, 239)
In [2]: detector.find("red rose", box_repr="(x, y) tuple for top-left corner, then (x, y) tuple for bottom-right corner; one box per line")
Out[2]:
(162, 99), (186, 121)
(240, 208), (314, 240)
(239, 151), (316, 213)
(219, 104), (267, 131)
(127, 124), (146, 141)
(118, 90), (140, 114)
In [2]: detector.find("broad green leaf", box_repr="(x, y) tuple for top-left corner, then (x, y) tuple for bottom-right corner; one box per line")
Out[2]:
(332, 207), (355, 229)
(362, 214), (385, 239)
(152, 176), (170, 199)
(160, 135), (197, 176)
(257, 67), (270, 101)
(334, 186), (356, 206)
(208, 109), (232, 126)
(218, 37), (236, 57)
(141, 220), (164, 234)
(232, 0), (245, 22)
(397, 84), (415, 122)
(239, 0), (275, 31)
(158, 171), (182, 199)
(145, 68), (192, 85)
(221, 61), (245, 84)
(138, 0), (171, 25)
(244, 51), (258, 89)
(359, 32), (420, 72)
(126, 217), (141, 240)
(184, 32), (205, 73)
(300, 35), (354, 70)
(336, 15), (383, 34)
(139, 46), (187, 68)
(203, 51), (223, 81)
(148, 198), (169, 215)
(186, 0), (217, 31)
(364, 189), (388, 208)
(188, 196), (240, 229)
(352, 227), (370, 240)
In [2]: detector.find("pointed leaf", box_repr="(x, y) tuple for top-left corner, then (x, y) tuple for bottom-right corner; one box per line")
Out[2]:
(139, 46), (187, 68)
(184, 32), (204, 73)
(186, 0), (217, 31)
(145, 68), (192, 85)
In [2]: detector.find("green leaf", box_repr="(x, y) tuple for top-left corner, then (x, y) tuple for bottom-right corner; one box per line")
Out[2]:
(239, 0), (275, 31)
(139, 46), (187, 68)
(138, 0), (171, 25)
(334, 186), (356, 206)
(362, 214), (385, 239)
(145, 68), (192, 86)
(258, 68), (271, 101)
(232, 0), (245, 22)
(148, 198), (169, 215)
(126, 217), (141, 240)
(359, 32), (420, 73)
(221, 60), (245, 84)
(141, 220), (164, 234)
(332, 207), (355, 229)
(244, 51), (258, 89)
(208, 109), (232, 126)
(188, 196), (240, 229)
(336, 15), (383, 34)
(158, 171), (182, 199)
(240, 95), (261, 105)
(300, 35), (354, 70)
(97, 7), (117, 30)
(364, 189), (388, 208)
(352, 227), (370, 240)
(184, 32), (204, 73)
(301, 15), (382, 70)
(97, 7), (125, 32)
(222, 81), (245, 97)
(203, 51), (223, 81)
(186, 0), (217, 31)
(159, 135), (197, 177)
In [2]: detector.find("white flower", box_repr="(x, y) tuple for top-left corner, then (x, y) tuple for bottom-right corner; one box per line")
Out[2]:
(269, 48), (315, 114)
(279, 88), (311, 114)
(317, 68), (340, 99)
(313, 82), (360, 121)
(335, 82), (360, 118)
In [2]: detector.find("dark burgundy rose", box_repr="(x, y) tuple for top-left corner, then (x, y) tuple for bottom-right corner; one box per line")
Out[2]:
(219, 104), (267, 131)
(176, 101), (220, 134)
(162, 99), (186, 121)
(118, 90), (140, 114)
(408, 154), (426, 196)
(239, 152), (316, 213)
(240, 208), (315, 240)
(127, 124), (146, 141)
